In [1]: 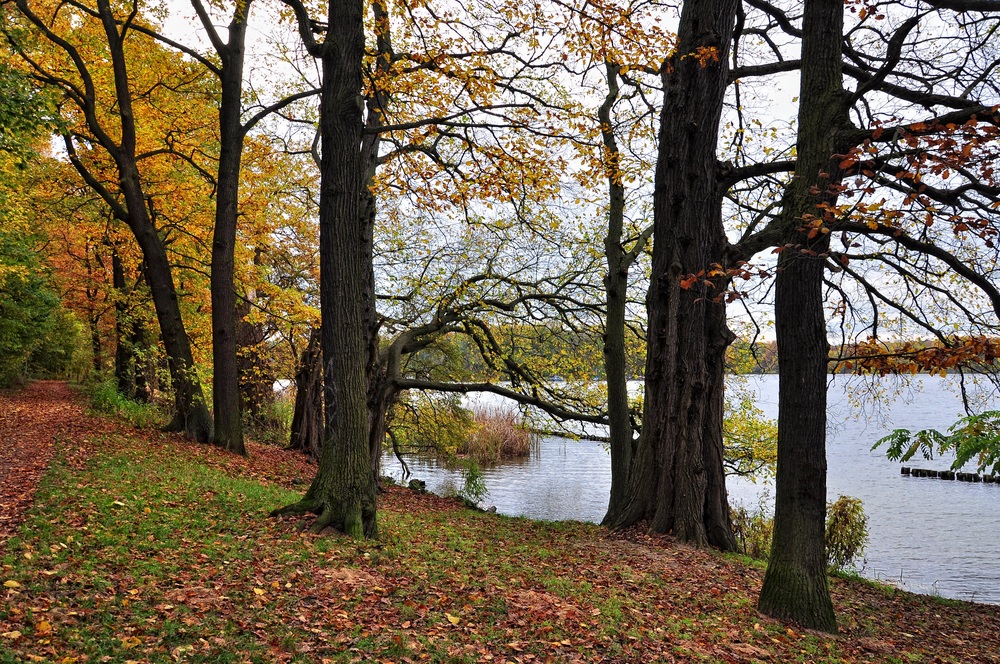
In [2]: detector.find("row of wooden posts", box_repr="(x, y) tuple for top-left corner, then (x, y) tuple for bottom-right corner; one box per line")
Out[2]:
(902, 467), (999, 483)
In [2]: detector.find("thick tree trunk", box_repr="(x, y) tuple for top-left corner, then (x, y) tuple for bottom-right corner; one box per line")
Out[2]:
(209, 4), (251, 456)
(274, 0), (377, 537)
(289, 328), (323, 459)
(604, 0), (738, 551)
(757, 0), (846, 633)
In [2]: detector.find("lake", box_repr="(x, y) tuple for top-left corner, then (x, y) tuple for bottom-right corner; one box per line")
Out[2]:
(381, 375), (1000, 604)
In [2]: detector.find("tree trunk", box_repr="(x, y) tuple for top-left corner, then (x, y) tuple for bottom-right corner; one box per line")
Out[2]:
(273, 0), (377, 538)
(94, 0), (212, 441)
(236, 298), (275, 427)
(130, 214), (213, 441)
(289, 328), (324, 459)
(208, 1), (252, 456)
(599, 62), (639, 524)
(112, 248), (138, 398)
(604, 0), (738, 551)
(85, 243), (103, 373)
(757, 0), (847, 634)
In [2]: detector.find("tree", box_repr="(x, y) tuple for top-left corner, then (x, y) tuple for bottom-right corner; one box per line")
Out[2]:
(2, 0), (214, 440)
(726, 0), (1000, 630)
(602, 0), (739, 550)
(0, 181), (59, 386)
(133, 0), (320, 454)
(0, 65), (72, 385)
(756, 0), (845, 633)
(271, 0), (378, 537)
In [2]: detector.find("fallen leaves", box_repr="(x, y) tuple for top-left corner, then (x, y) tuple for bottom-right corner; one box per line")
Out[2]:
(3, 381), (1000, 663)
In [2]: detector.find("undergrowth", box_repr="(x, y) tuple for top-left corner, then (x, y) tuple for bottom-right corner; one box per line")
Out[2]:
(86, 379), (166, 429)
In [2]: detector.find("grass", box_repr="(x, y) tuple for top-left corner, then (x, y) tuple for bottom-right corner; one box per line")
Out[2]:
(3, 418), (1000, 662)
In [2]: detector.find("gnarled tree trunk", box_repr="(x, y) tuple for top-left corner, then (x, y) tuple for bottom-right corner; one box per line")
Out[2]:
(603, 0), (738, 551)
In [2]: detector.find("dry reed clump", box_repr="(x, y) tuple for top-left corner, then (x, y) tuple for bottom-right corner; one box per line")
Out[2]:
(458, 408), (537, 463)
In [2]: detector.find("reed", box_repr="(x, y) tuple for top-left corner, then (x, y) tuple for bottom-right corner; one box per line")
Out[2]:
(457, 407), (537, 463)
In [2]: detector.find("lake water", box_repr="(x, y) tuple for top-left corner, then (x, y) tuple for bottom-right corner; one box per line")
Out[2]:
(381, 375), (1000, 604)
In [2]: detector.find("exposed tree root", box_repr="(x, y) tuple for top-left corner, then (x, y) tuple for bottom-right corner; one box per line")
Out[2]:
(270, 499), (348, 535)
(309, 505), (334, 534)
(269, 498), (318, 518)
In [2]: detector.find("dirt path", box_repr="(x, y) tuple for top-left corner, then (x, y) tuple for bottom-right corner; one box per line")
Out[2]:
(0, 381), (105, 545)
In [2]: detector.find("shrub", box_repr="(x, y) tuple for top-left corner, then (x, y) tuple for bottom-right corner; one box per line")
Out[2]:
(825, 495), (869, 571)
(731, 497), (774, 561)
(458, 459), (489, 505)
(88, 378), (165, 429)
(732, 494), (869, 571)
(28, 307), (89, 381)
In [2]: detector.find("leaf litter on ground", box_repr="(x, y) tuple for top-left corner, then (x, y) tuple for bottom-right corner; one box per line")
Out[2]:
(2, 381), (1000, 662)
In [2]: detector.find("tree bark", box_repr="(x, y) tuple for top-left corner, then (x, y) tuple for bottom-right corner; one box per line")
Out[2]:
(603, 0), (737, 551)
(289, 328), (323, 459)
(757, 0), (847, 633)
(274, 0), (378, 537)
(93, 0), (212, 441)
(205, 0), (252, 455)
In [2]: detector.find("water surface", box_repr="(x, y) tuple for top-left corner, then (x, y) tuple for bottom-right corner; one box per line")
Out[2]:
(382, 375), (1000, 603)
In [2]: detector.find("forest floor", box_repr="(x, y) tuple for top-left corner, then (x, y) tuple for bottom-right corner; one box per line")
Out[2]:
(2, 382), (1000, 663)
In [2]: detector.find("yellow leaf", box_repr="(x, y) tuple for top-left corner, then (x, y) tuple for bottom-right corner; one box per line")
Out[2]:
(3, 580), (20, 588)
(1, 631), (22, 640)
(253, 587), (266, 596)
(121, 635), (143, 648)
(35, 620), (52, 635)
(445, 613), (460, 625)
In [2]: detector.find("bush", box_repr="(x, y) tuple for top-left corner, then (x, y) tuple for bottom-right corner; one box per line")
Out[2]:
(245, 392), (296, 445)
(88, 378), (165, 429)
(458, 459), (489, 505)
(731, 495), (774, 561)
(825, 495), (869, 571)
(732, 494), (869, 571)
(28, 307), (89, 381)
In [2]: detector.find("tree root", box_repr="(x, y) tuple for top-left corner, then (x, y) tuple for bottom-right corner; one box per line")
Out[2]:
(269, 498), (318, 518)
(271, 500), (344, 536)
(309, 505), (334, 534)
